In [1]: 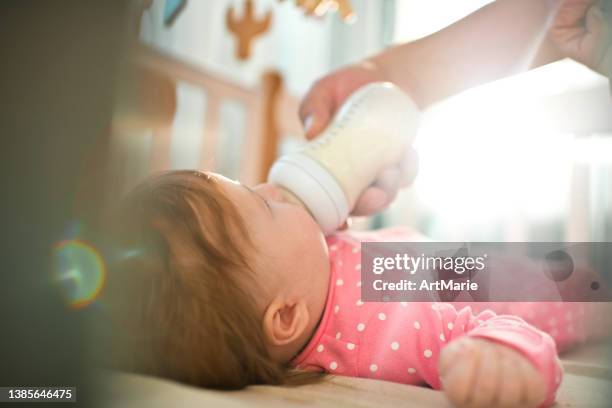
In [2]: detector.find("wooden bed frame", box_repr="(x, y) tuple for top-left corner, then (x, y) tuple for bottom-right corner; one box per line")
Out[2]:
(115, 42), (304, 187)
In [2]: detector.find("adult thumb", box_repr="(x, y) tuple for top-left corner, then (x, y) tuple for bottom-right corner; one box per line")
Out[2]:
(299, 88), (334, 139)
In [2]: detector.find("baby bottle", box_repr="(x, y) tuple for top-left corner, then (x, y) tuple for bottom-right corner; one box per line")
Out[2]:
(267, 82), (421, 234)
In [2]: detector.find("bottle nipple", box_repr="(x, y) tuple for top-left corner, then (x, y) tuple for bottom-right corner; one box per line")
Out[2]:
(277, 186), (301, 205)
(276, 186), (317, 218)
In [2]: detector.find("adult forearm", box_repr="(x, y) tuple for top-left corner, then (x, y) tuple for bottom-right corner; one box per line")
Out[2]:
(370, 0), (562, 108)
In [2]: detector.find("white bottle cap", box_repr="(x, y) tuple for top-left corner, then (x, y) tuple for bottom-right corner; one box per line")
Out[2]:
(268, 153), (348, 234)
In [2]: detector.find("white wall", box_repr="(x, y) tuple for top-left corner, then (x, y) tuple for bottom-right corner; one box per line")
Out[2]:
(140, 0), (388, 96)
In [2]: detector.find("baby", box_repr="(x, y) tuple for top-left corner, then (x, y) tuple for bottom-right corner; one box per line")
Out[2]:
(104, 169), (599, 408)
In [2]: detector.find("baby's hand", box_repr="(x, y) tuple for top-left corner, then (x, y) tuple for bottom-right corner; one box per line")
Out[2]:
(439, 337), (546, 408)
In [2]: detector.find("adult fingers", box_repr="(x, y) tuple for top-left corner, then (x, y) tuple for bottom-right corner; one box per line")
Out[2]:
(373, 165), (401, 200)
(350, 186), (389, 216)
(299, 81), (335, 139)
(398, 146), (419, 188)
(350, 150), (417, 216)
(351, 166), (401, 216)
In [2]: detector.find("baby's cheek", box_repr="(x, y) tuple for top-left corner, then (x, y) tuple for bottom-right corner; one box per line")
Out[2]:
(291, 208), (325, 247)
(297, 206), (320, 230)
(282, 214), (324, 262)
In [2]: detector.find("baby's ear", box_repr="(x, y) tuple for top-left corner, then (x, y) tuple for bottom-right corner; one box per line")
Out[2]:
(262, 298), (310, 347)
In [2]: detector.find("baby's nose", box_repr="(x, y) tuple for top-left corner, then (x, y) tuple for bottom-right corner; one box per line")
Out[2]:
(253, 183), (285, 202)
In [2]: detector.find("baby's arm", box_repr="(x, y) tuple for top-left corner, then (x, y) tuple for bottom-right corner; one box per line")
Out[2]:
(455, 301), (612, 353)
(421, 304), (562, 407)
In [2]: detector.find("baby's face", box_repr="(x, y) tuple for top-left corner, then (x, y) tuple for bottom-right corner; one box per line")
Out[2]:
(214, 174), (330, 308)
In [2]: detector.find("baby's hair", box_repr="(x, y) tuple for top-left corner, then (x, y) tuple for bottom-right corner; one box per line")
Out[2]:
(101, 170), (322, 389)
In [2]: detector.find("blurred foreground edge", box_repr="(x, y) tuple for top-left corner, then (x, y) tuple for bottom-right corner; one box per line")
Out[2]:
(0, 1), (133, 407)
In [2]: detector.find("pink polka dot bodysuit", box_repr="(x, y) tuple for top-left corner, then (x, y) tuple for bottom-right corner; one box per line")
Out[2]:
(290, 229), (608, 407)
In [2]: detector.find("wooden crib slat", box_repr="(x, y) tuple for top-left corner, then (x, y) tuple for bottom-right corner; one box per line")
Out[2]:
(117, 42), (300, 187)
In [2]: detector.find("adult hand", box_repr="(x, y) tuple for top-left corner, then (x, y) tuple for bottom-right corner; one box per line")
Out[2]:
(299, 62), (419, 216)
(299, 61), (388, 139)
(549, 0), (612, 78)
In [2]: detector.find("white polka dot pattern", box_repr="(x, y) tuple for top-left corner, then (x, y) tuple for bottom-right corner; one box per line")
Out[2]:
(293, 235), (570, 402)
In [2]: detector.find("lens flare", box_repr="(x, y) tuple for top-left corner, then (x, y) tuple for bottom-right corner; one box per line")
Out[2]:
(53, 239), (106, 309)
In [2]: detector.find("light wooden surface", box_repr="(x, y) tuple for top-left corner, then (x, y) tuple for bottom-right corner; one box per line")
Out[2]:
(561, 342), (612, 381)
(104, 342), (612, 408)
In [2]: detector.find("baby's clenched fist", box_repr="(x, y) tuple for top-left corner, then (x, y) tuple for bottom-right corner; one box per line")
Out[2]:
(439, 337), (547, 408)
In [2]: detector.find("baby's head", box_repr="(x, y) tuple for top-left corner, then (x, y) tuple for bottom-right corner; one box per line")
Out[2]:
(103, 170), (330, 388)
